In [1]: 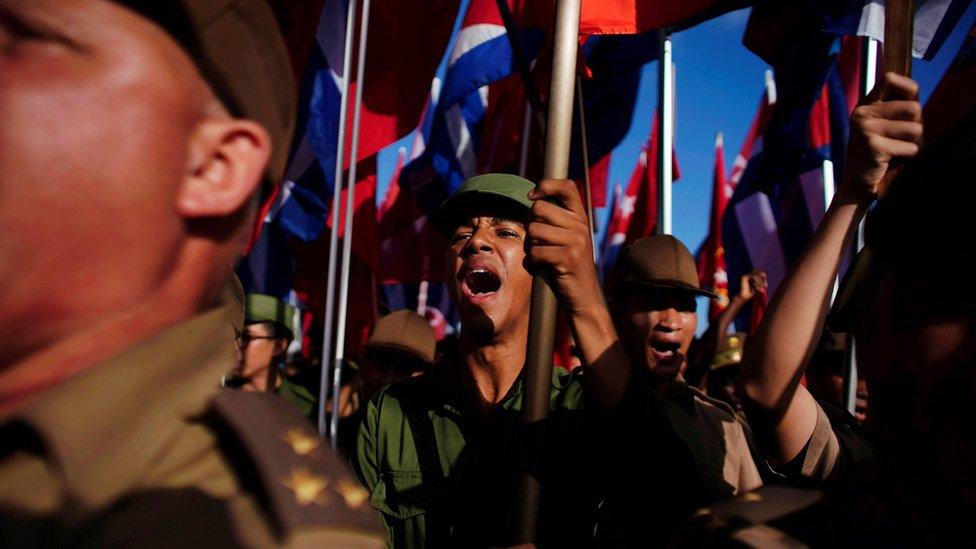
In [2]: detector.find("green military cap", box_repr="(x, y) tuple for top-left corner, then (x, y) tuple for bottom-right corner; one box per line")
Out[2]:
(620, 235), (718, 299)
(245, 294), (297, 340)
(434, 173), (536, 233)
(118, 0), (297, 187)
(366, 310), (436, 365)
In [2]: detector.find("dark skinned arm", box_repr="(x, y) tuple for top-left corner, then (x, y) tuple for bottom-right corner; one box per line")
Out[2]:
(525, 179), (630, 410)
(738, 73), (923, 464)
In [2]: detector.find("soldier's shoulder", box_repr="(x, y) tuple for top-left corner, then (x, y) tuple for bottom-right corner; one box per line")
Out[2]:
(208, 391), (384, 546)
(677, 486), (833, 547)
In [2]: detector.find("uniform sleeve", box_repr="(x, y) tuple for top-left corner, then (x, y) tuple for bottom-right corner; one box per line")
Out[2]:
(352, 392), (381, 493)
(797, 403), (843, 480)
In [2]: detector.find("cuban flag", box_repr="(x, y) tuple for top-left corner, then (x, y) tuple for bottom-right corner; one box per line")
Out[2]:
(600, 175), (638, 283)
(400, 0), (544, 213)
(723, 33), (861, 299)
(822, 0), (972, 60)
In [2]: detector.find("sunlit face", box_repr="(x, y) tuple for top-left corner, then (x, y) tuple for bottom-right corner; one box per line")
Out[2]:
(446, 216), (532, 340)
(0, 0), (213, 365)
(614, 287), (698, 384)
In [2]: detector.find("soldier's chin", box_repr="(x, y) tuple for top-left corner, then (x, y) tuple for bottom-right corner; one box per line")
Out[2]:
(458, 307), (497, 338)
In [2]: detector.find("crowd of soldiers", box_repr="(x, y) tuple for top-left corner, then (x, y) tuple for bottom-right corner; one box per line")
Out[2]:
(1, 1), (973, 547)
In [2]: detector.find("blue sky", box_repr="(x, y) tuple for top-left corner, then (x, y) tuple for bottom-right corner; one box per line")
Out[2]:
(374, 4), (976, 329)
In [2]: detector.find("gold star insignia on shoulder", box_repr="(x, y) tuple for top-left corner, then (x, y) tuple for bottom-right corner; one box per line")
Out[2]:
(337, 478), (369, 509)
(741, 492), (762, 503)
(282, 428), (320, 456)
(282, 468), (330, 506)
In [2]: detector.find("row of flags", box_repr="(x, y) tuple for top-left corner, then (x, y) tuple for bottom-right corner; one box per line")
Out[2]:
(239, 0), (974, 364)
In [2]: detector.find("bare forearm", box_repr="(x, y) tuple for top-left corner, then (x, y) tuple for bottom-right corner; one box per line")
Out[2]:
(569, 303), (630, 410)
(740, 190), (865, 455)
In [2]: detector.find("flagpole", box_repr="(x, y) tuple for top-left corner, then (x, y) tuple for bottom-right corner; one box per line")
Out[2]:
(575, 76), (596, 242)
(318, 0), (358, 438)
(878, 0), (915, 197)
(657, 31), (674, 235)
(843, 35), (881, 416)
(518, 100), (532, 177)
(513, 0), (581, 542)
(330, 0), (372, 449)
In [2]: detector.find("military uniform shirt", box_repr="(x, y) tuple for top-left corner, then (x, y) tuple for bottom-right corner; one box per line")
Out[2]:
(661, 381), (763, 501)
(0, 301), (383, 548)
(278, 376), (317, 422)
(353, 356), (600, 548)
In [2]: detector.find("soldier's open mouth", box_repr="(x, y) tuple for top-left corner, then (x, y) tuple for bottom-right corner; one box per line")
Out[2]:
(649, 340), (681, 362)
(465, 268), (501, 295)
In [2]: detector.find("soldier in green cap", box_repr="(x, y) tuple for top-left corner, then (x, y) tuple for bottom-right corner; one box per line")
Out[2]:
(0, 1), (382, 546)
(229, 294), (318, 420)
(352, 174), (661, 547)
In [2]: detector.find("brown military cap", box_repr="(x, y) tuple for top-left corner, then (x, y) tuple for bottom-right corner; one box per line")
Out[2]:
(620, 235), (718, 299)
(119, 0), (297, 185)
(366, 310), (436, 365)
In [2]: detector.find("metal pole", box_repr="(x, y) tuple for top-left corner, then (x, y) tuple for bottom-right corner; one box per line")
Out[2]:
(518, 100), (532, 177)
(575, 76), (595, 240)
(330, 0), (372, 449)
(657, 32), (674, 235)
(318, 0), (358, 438)
(513, 0), (581, 543)
(843, 36), (880, 415)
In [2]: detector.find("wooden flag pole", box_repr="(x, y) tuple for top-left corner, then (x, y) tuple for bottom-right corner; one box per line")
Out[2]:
(512, 0), (581, 543)
(878, 0), (915, 197)
(575, 75), (596, 240)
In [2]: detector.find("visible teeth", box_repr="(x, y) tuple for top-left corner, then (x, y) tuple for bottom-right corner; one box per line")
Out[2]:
(470, 269), (488, 274)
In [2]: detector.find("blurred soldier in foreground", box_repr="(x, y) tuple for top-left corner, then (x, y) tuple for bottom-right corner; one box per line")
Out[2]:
(0, 1), (381, 545)
(734, 73), (973, 545)
(352, 174), (669, 547)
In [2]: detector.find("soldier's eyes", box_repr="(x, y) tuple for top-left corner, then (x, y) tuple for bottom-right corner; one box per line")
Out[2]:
(450, 233), (471, 245)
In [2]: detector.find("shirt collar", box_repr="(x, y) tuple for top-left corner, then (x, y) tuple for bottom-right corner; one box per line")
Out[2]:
(10, 300), (239, 513)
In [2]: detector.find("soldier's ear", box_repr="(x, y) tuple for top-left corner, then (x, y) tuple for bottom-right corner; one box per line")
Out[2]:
(176, 118), (271, 218)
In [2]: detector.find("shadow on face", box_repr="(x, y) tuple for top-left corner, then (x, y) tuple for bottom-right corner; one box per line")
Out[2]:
(612, 286), (698, 385)
(445, 212), (532, 342)
(361, 350), (431, 401)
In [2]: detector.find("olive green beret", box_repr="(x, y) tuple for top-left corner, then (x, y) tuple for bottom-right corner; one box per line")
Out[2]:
(434, 173), (535, 233)
(245, 294), (297, 339)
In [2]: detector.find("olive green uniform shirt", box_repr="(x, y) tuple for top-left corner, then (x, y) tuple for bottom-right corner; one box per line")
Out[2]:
(0, 302), (383, 548)
(353, 357), (599, 548)
(278, 376), (317, 422)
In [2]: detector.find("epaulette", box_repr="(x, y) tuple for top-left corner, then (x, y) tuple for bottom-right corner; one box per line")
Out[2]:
(678, 486), (831, 547)
(211, 391), (382, 541)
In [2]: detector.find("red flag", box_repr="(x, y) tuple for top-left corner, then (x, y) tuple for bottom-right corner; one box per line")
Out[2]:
(325, 158), (379, 269)
(749, 285), (768, 334)
(579, 0), (727, 35)
(697, 132), (732, 321)
(342, 0), (460, 165)
(625, 112), (680, 243)
(376, 145), (448, 285)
